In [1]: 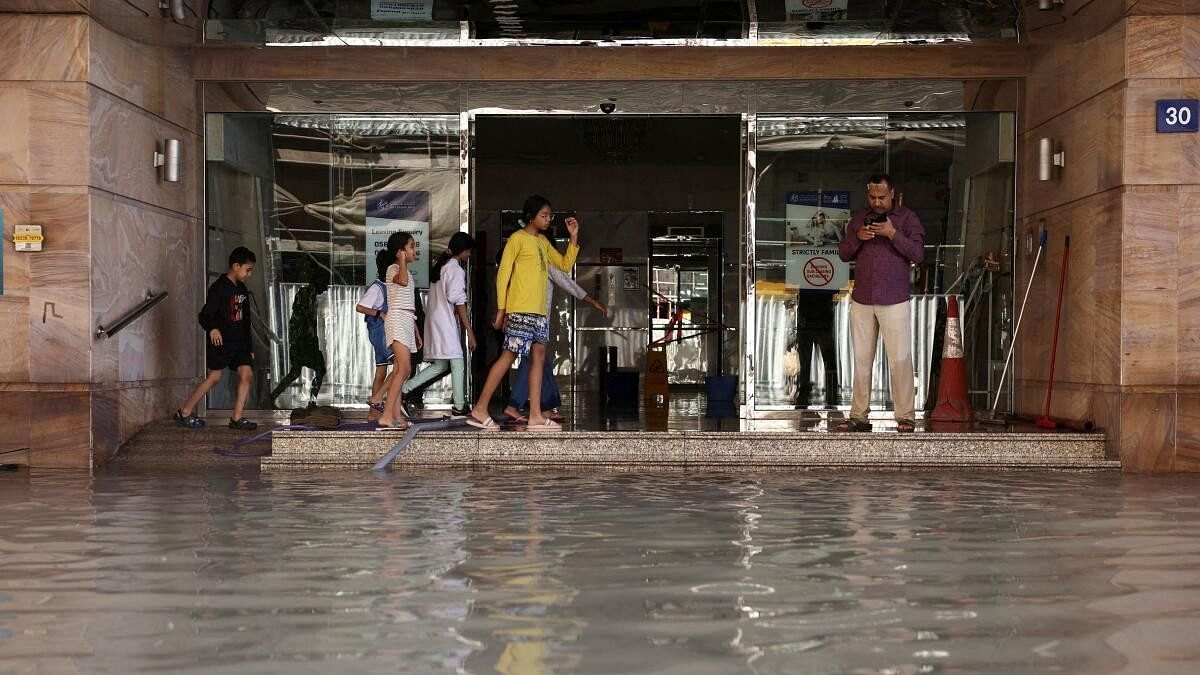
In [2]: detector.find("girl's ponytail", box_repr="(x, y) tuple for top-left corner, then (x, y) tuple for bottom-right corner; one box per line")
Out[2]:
(430, 232), (476, 283)
(374, 248), (392, 281)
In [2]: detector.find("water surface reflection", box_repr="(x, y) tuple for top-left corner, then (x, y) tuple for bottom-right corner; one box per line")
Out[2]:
(2, 471), (1198, 673)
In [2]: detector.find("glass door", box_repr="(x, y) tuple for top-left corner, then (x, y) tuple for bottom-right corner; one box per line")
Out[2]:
(204, 113), (463, 412)
(750, 113), (1016, 416)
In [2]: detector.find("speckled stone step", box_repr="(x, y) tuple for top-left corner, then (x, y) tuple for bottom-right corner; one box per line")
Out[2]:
(266, 429), (1117, 470)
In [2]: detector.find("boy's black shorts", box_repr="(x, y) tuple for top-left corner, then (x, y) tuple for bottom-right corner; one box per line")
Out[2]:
(207, 343), (254, 372)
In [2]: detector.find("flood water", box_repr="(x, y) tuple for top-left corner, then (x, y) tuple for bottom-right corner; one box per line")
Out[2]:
(2, 470), (1199, 674)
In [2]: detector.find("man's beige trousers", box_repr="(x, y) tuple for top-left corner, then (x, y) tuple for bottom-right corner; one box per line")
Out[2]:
(849, 299), (915, 422)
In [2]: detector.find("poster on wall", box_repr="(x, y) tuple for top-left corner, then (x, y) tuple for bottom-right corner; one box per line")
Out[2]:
(785, 191), (850, 245)
(785, 0), (849, 22)
(366, 191), (431, 288)
(371, 0), (433, 21)
(786, 246), (851, 291)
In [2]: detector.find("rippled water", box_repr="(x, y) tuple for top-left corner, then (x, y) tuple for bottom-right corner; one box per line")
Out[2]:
(3, 470), (1200, 674)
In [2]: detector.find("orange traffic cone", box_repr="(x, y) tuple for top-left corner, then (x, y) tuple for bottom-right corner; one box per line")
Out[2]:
(930, 295), (974, 423)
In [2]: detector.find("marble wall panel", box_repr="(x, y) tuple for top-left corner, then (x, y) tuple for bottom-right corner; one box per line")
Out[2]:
(29, 391), (92, 468)
(1095, 290), (1123, 386)
(89, 19), (198, 131)
(1025, 20), (1126, 129)
(23, 190), (91, 382)
(1178, 190), (1200, 384)
(28, 286), (92, 383)
(1122, 290), (1178, 385)
(1089, 390), (1122, 460)
(0, 83), (90, 186)
(1124, 16), (1194, 80)
(0, 190), (32, 382)
(0, 86), (31, 182)
(0, 15), (88, 82)
(1125, 80), (1200, 185)
(89, 87), (200, 217)
(1176, 393), (1200, 472)
(1119, 392), (1176, 472)
(1019, 85), (1126, 218)
(0, 392), (32, 454)
(1121, 190), (1179, 293)
(91, 388), (119, 464)
(28, 84), (91, 185)
(27, 191), (90, 289)
(90, 191), (200, 383)
(1015, 190), (1125, 389)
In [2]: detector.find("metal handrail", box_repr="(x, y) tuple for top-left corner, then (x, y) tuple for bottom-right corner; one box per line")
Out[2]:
(96, 291), (168, 339)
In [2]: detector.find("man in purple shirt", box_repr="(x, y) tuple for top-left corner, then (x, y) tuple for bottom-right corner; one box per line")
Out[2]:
(835, 174), (925, 432)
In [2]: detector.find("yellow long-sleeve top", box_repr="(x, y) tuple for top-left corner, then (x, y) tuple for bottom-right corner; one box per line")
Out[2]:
(495, 229), (580, 316)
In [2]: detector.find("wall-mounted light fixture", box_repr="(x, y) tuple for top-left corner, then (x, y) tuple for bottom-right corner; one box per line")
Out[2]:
(1037, 137), (1065, 182)
(1037, 0), (1065, 10)
(159, 0), (186, 22)
(153, 139), (181, 183)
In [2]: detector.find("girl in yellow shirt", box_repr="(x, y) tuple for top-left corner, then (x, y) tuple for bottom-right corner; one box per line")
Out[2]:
(467, 195), (580, 431)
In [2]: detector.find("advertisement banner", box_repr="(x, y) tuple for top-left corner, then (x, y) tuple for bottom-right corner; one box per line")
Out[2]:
(786, 245), (850, 291)
(366, 191), (431, 288)
(785, 190), (850, 245)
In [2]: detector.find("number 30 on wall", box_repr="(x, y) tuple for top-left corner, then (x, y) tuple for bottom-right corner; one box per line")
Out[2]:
(1156, 99), (1199, 133)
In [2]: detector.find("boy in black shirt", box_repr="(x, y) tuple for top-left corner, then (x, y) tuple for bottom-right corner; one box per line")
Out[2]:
(174, 247), (259, 430)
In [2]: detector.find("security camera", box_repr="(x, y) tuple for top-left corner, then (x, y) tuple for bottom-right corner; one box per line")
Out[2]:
(600, 101), (616, 115)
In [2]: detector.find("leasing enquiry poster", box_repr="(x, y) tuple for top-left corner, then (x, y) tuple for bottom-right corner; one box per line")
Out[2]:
(366, 191), (431, 288)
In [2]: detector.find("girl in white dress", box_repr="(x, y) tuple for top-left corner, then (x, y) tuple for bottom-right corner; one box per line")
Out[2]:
(378, 231), (420, 429)
(403, 232), (476, 415)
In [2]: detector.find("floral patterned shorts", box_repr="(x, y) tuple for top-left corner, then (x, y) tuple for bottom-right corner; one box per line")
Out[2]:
(502, 312), (549, 357)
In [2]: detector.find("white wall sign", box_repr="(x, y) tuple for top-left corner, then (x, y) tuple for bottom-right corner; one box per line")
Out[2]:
(786, 245), (850, 290)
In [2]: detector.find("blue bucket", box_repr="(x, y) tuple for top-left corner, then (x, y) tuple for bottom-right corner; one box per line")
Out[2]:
(606, 371), (640, 404)
(705, 375), (737, 402)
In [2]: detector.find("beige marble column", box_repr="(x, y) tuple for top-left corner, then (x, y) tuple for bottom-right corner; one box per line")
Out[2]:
(0, 6), (201, 468)
(1017, 0), (1200, 472)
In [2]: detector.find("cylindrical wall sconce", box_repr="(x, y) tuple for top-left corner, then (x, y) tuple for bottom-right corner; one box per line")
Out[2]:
(1037, 137), (1065, 182)
(153, 139), (181, 183)
(159, 0), (186, 22)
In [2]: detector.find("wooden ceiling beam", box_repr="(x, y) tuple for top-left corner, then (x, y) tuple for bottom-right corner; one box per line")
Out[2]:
(194, 43), (1029, 82)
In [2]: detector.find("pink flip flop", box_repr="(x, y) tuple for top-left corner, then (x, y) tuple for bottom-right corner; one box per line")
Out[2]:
(466, 414), (500, 431)
(525, 419), (562, 432)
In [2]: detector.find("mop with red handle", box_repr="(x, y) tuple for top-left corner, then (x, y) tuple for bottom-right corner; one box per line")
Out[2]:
(1036, 236), (1070, 429)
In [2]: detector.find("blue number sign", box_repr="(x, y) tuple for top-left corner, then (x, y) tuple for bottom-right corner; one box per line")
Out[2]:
(1156, 99), (1199, 133)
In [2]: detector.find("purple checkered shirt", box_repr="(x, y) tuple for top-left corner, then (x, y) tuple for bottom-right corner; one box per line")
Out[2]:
(838, 205), (925, 306)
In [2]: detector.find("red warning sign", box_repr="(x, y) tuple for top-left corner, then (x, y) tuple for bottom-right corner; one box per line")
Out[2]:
(803, 256), (836, 287)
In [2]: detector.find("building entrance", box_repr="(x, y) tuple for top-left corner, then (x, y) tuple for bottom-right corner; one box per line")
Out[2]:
(200, 86), (1016, 429)
(471, 115), (742, 420)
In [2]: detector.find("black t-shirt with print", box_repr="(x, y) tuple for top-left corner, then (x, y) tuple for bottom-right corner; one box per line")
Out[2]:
(198, 275), (253, 352)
